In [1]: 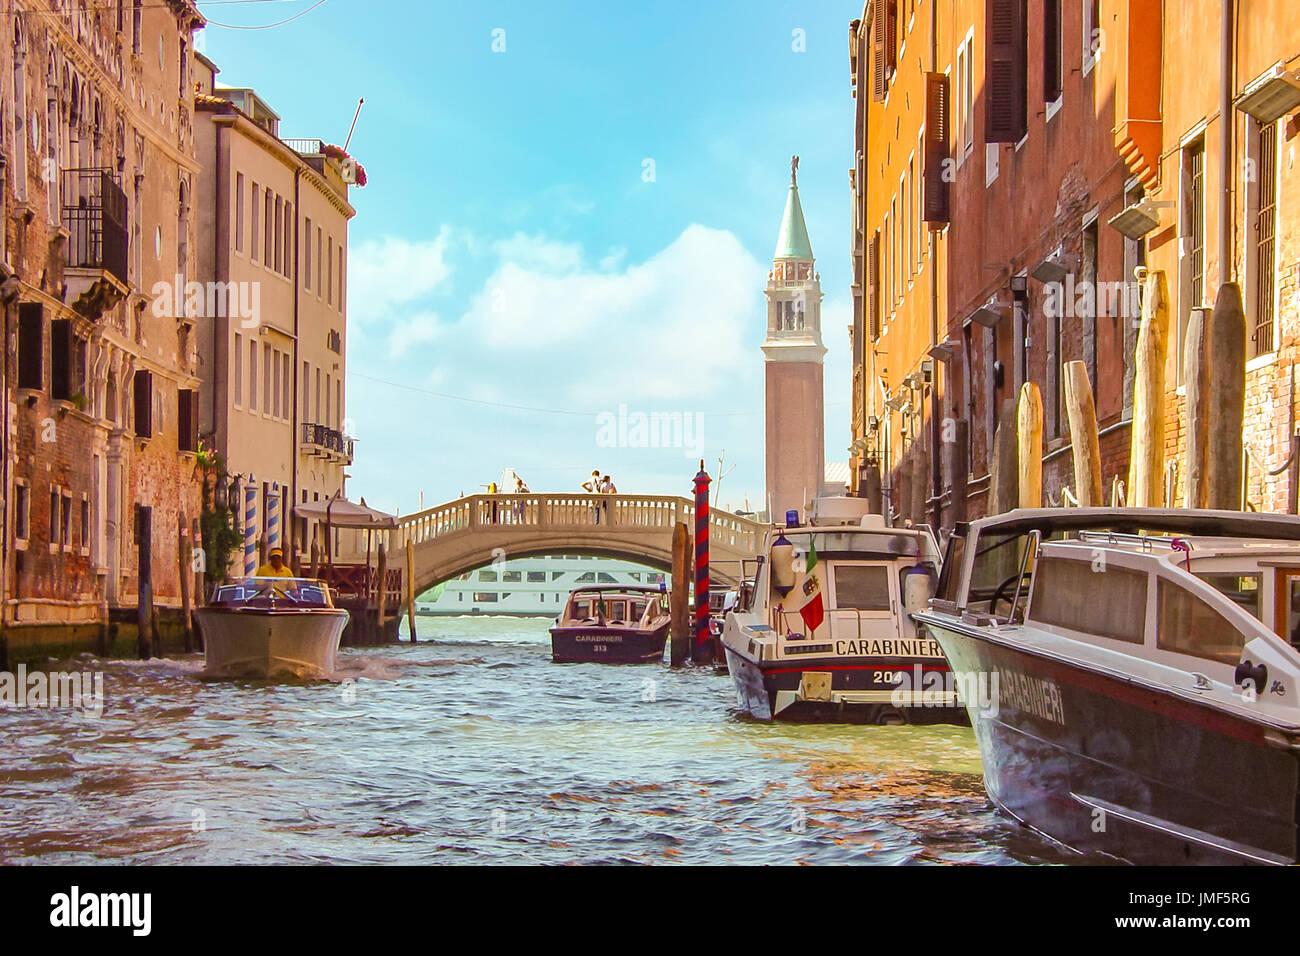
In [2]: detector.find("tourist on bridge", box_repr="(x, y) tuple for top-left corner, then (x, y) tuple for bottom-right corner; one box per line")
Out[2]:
(582, 470), (601, 523)
(514, 475), (530, 522)
(486, 480), (499, 524)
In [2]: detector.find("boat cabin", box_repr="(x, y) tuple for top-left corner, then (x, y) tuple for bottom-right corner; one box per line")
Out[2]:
(209, 577), (335, 609)
(557, 586), (667, 629)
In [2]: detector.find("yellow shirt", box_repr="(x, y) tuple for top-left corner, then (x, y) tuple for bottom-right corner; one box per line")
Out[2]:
(256, 562), (294, 578)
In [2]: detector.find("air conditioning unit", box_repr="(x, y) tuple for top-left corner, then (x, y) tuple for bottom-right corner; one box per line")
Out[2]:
(1235, 64), (1300, 124)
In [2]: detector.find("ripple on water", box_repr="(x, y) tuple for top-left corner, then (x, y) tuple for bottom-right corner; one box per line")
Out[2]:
(0, 616), (1078, 865)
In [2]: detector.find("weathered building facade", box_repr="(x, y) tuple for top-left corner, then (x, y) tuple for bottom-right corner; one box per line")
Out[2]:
(2, 0), (205, 658)
(192, 54), (355, 575)
(850, 0), (1300, 526)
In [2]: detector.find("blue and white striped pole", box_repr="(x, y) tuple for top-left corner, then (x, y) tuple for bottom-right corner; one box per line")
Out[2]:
(267, 485), (281, 555)
(243, 483), (257, 576)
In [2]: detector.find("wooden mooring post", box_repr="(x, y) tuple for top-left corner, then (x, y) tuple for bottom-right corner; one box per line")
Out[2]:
(1064, 361), (1102, 506)
(1128, 270), (1169, 507)
(670, 521), (691, 667)
(136, 505), (154, 659)
(1183, 307), (1211, 508)
(179, 516), (193, 653)
(1208, 282), (1246, 510)
(405, 537), (417, 642)
(990, 399), (1019, 515)
(376, 542), (389, 637)
(1017, 383), (1043, 509)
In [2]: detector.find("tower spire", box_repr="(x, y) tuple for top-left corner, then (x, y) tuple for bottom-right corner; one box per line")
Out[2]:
(775, 157), (814, 262)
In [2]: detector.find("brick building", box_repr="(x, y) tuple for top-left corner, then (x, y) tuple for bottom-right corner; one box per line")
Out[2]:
(849, 0), (1300, 527)
(2, 1), (205, 658)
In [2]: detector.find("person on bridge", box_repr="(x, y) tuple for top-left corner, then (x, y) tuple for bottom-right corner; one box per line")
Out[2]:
(513, 476), (530, 522)
(256, 547), (294, 578)
(583, 470), (601, 523)
(486, 481), (499, 524)
(599, 474), (617, 523)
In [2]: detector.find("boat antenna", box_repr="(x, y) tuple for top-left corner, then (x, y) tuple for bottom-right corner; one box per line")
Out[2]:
(344, 97), (364, 151)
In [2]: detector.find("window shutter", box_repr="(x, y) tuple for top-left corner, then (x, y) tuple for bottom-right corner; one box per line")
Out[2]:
(868, 233), (880, 340)
(133, 369), (153, 438)
(985, 0), (1027, 143)
(871, 0), (886, 101)
(885, 0), (898, 76)
(178, 388), (196, 451)
(924, 72), (951, 224)
(51, 319), (72, 400)
(17, 303), (43, 390)
(1043, 0), (1062, 103)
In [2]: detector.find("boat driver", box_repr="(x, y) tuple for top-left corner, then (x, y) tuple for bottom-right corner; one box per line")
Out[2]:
(256, 547), (294, 578)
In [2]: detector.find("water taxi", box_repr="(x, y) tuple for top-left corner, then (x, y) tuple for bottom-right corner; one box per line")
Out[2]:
(914, 508), (1300, 864)
(194, 577), (349, 680)
(550, 585), (670, 663)
(721, 497), (958, 722)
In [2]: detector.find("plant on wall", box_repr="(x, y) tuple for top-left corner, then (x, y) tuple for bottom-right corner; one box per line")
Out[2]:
(195, 440), (242, 584)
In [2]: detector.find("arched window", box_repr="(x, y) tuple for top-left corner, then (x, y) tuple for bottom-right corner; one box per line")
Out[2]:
(11, 20), (26, 202)
(177, 181), (189, 304)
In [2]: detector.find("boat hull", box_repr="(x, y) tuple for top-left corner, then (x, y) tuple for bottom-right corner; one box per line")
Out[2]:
(550, 623), (669, 663)
(921, 616), (1300, 864)
(194, 607), (349, 680)
(724, 646), (968, 724)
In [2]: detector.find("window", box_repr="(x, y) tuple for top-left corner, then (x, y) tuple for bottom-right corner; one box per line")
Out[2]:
(49, 488), (59, 544)
(233, 333), (243, 405)
(132, 0), (141, 55)
(503, 571), (522, 583)
(1081, 217), (1099, 396)
(234, 173), (245, 252)
(302, 361), (310, 419)
(18, 303), (43, 390)
(1178, 138), (1206, 382)
(60, 494), (72, 548)
(284, 202), (293, 277)
(957, 31), (974, 157)
(1157, 577), (1245, 665)
(1082, 0), (1101, 75)
(1247, 120), (1277, 359)
(1121, 183), (1146, 420)
(80, 497), (89, 550)
(304, 218), (312, 289)
(473, 592), (499, 603)
(250, 184), (260, 262)
(273, 195), (282, 273)
(249, 339), (258, 411)
(316, 226), (323, 294)
(315, 369), (321, 423)
(338, 245), (345, 310)
(50, 319), (72, 401)
(178, 388), (197, 451)
(1030, 557), (1147, 643)
(15, 483), (29, 542)
(478, 570), (498, 582)
(132, 370), (152, 438)
(833, 564), (892, 610)
(272, 349), (282, 418)
(263, 345), (273, 414)
(1044, 0), (1063, 104)
(325, 373), (331, 426)
(327, 236), (333, 305)
(264, 191), (274, 267)
(527, 571), (547, 583)
(1195, 573), (1262, 621)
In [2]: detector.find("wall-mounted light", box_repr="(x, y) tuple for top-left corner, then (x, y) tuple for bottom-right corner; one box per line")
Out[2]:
(1030, 253), (1070, 285)
(1107, 199), (1174, 240)
(928, 340), (957, 362)
(970, 302), (1008, 328)
(1235, 64), (1300, 124)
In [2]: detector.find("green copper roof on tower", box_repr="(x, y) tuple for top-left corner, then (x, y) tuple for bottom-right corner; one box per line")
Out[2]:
(774, 155), (813, 261)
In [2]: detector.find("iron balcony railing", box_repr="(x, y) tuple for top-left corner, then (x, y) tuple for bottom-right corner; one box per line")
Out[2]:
(284, 138), (323, 156)
(62, 168), (129, 286)
(302, 422), (354, 459)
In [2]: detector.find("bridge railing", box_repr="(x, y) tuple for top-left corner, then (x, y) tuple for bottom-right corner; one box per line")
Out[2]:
(388, 493), (765, 556)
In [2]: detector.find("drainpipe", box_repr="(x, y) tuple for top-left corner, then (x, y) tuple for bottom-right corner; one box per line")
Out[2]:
(927, 0), (941, 534)
(1219, 0), (1234, 284)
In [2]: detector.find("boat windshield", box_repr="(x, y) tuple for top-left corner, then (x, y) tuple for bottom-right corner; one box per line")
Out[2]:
(782, 530), (922, 560)
(210, 577), (333, 608)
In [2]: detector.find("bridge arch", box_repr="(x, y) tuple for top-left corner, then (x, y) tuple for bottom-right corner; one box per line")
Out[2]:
(378, 493), (764, 598)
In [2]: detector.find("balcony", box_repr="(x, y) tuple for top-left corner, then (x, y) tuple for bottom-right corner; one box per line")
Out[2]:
(301, 422), (354, 463)
(62, 168), (130, 319)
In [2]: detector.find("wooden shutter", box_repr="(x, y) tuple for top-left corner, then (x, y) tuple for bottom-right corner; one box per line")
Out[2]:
(1043, 0), (1062, 103)
(985, 0), (1027, 143)
(133, 369), (153, 438)
(871, 0), (886, 101)
(17, 303), (43, 390)
(51, 319), (72, 400)
(885, 0), (898, 76)
(868, 233), (881, 340)
(178, 388), (197, 451)
(924, 72), (951, 224)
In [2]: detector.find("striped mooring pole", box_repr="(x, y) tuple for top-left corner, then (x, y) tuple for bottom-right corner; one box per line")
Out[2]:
(267, 485), (281, 554)
(243, 483), (257, 577)
(691, 460), (712, 664)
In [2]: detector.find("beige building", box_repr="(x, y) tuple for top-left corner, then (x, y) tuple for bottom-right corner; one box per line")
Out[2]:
(192, 54), (355, 574)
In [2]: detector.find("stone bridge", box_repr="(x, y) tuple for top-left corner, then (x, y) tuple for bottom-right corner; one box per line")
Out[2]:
(365, 494), (767, 596)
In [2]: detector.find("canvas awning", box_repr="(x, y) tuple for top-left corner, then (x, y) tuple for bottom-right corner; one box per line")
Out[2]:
(295, 492), (397, 529)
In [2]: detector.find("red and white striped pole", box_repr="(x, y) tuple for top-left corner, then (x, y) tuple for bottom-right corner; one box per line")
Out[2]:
(692, 460), (712, 664)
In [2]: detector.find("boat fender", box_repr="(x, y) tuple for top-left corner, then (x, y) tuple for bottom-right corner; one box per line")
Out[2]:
(902, 565), (933, 615)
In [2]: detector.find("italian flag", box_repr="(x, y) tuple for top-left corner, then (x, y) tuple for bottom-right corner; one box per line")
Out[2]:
(799, 540), (824, 633)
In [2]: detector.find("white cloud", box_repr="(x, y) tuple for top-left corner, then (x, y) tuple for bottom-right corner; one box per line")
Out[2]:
(491, 232), (584, 273)
(384, 312), (443, 360)
(347, 228), (455, 324)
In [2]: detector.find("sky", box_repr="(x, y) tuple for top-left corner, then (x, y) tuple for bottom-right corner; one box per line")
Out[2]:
(201, 0), (863, 516)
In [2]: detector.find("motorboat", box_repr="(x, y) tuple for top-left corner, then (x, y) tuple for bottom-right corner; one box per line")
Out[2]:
(913, 507), (1300, 865)
(194, 576), (349, 680)
(550, 585), (671, 663)
(721, 497), (959, 722)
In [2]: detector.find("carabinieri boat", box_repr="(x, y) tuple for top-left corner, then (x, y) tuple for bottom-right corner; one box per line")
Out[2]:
(195, 576), (349, 680)
(913, 507), (1300, 865)
(550, 585), (670, 663)
(721, 497), (959, 723)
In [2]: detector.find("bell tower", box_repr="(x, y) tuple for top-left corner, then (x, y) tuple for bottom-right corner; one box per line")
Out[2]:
(763, 155), (825, 523)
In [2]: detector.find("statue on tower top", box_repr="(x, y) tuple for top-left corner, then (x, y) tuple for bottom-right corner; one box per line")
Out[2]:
(790, 155), (799, 184)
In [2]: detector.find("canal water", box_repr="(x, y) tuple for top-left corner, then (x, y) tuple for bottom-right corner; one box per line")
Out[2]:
(0, 617), (1074, 865)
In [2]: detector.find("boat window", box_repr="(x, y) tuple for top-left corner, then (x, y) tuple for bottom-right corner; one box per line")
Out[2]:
(575, 572), (595, 583)
(527, 571), (547, 583)
(597, 573), (618, 583)
(967, 532), (1034, 609)
(571, 599), (594, 618)
(832, 565), (891, 610)
(1157, 577), (1245, 666)
(1193, 573), (1262, 621)
(630, 600), (646, 620)
(551, 572), (565, 581)
(478, 570), (498, 582)
(935, 534), (965, 603)
(784, 531), (921, 561)
(605, 601), (627, 620)
(503, 571), (522, 583)
(472, 592), (499, 602)
(1029, 557), (1147, 644)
